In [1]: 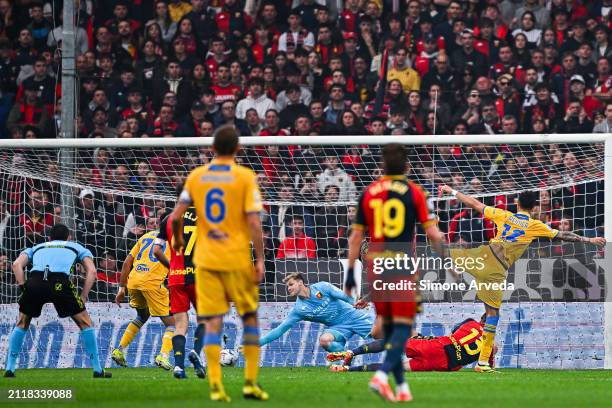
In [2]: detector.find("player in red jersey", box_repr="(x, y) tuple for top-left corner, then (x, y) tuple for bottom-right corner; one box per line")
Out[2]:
(345, 143), (445, 402)
(328, 317), (496, 372)
(153, 185), (206, 379)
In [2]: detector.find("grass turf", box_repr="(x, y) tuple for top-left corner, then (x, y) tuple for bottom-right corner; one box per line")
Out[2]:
(3, 367), (612, 407)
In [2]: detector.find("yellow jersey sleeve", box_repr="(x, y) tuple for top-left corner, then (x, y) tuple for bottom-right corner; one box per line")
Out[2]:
(483, 206), (512, 225)
(527, 219), (559, 239)
(129, 239), (140, 259)
(244, 172), (263, 213)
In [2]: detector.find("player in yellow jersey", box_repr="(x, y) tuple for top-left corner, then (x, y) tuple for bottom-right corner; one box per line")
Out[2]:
(440, 185), (606, 373)
(111, 217), (176, 370)
(170, 125), (268, 402)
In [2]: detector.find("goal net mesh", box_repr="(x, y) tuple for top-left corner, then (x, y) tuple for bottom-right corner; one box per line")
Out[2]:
(0, 140), (605, 368)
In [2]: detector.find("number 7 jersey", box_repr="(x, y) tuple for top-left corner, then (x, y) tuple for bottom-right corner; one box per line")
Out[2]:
(157, 207), (198, 286)
(181, 157), (263, 272)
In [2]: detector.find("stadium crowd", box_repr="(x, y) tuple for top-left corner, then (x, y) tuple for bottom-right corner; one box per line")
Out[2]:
(0, 0), (608, 299)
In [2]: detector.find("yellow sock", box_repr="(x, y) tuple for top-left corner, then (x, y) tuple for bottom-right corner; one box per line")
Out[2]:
(243, 345), (260, 383)
(120, 318), (144, 349)
(243, 326), (260, 383)
(160, 326), (175, 356)
(479, 330), (496, 364)
(205, 344), (222, 386)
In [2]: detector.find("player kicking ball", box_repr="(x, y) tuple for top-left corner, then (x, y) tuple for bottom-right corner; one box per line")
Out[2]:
(439, 186), (606, 373)
(327, 317), (496, 372)
(112, 217), (176, 371)
(154, 188), (206, 380)
(259, 273), (374, 352)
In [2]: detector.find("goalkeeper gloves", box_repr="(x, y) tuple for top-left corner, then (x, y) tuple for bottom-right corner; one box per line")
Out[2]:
(345, 267), (356, 292)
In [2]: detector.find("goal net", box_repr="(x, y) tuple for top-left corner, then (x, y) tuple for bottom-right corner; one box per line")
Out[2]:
(0, 135), (609, 370)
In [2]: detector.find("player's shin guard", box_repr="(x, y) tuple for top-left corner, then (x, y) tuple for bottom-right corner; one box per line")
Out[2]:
(160, 326), (175, 357)
(5, 327), (27, 372)
(82, 327), (103, 373)
(119, 317), (145, 349)
(204, 333), (222, 386)
(353, 340), (385, 356)
(172, 335), (186, 369)
(193, 323), (205, 354)
(380, 323), (411, 386)
(242, 326), (260, 383)
(479, 315), (499, 365)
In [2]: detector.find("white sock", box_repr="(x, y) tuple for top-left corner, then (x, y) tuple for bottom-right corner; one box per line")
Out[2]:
(374, 370), (388, 383)
(397, 383), (410, 394)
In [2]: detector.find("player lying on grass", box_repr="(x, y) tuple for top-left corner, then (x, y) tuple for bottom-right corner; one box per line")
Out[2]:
(328, 317), (495, 372)
(154, 185), (206, 379)
(112, 216), (176, 370)
(439, 186), (606, 373)
(260, 272), (374, 352)
(4, 224), (111, 378)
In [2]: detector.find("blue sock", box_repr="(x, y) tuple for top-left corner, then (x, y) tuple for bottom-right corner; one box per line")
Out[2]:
(326, 341), (345, 352)
(81, 328), (102, 373)
(484, 315), (499, 333)
(5, 327), (27, 372)
(193, 324), (205, 354)
(381, 323), (412, 385)
(172, 335), (186, 369)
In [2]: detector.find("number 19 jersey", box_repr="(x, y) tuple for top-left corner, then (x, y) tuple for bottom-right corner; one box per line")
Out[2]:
(353, 175), (437, 243)
(181, 157), (263, 272)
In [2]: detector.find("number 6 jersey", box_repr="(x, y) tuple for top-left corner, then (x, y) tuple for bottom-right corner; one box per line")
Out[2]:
(180, 157), (263, 273)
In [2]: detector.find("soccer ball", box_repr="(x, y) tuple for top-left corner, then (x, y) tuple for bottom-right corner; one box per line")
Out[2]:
(220, 349), (239, 367)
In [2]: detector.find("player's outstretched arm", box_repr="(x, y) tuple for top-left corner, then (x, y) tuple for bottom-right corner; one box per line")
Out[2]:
(12, 252), (28, 288)
(345, 228), (364, 296)
(80, 257), (97, 303)
(326, 281), (355, 305)
(170, 204), (189, 252)
(247, 212), (265, 283)
(439, 185), (486, 214)
(555, 231), (606, 247)
(152, 243), (170, 269)
(116, 254), (134, 305)
(259, 311), (301, 346)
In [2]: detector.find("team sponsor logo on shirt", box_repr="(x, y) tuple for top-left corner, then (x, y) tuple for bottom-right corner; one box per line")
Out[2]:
(136, 264), (150, 272)
(315, 291), (322, 299)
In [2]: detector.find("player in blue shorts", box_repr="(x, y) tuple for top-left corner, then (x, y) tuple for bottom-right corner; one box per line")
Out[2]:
(260, 273), (374, 353)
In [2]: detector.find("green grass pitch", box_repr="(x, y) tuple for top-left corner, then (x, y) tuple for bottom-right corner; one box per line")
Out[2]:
(4, 367), (612, 407)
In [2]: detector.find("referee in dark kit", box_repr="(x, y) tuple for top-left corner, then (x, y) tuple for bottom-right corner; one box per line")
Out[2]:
(3, 223), (111, 378)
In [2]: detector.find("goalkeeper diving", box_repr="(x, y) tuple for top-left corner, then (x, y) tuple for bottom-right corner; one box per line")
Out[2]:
(328, 316), (494, 372)
(438, 186), (606, 373)
(259, 273), (374, 352)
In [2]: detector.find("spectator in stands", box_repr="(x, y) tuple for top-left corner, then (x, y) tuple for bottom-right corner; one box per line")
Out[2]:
(594, 103), (612, 133)
(98, 250), (120, 284)
(214, 99), (250, 135)
(279, 84), (310, 129)
(19, 189), (55, 248)
(236, 77), (276, 120)
(7, 81), (47, 130)
(317, 154), (356, 201)
(387, 44), (420, 93)
(177, 101), (207, 137)
(276, 216), (317, 259)
(153, 59), (194, 116)
(558, 100), (594, 133)
(75, 189), (106, 259)
(314, 186), (348, 258)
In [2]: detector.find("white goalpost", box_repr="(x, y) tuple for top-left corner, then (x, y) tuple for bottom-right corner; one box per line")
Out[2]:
(0, 133), (609, 369)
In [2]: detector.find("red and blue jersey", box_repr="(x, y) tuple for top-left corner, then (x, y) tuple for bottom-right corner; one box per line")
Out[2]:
(157, 207), (197, 287)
